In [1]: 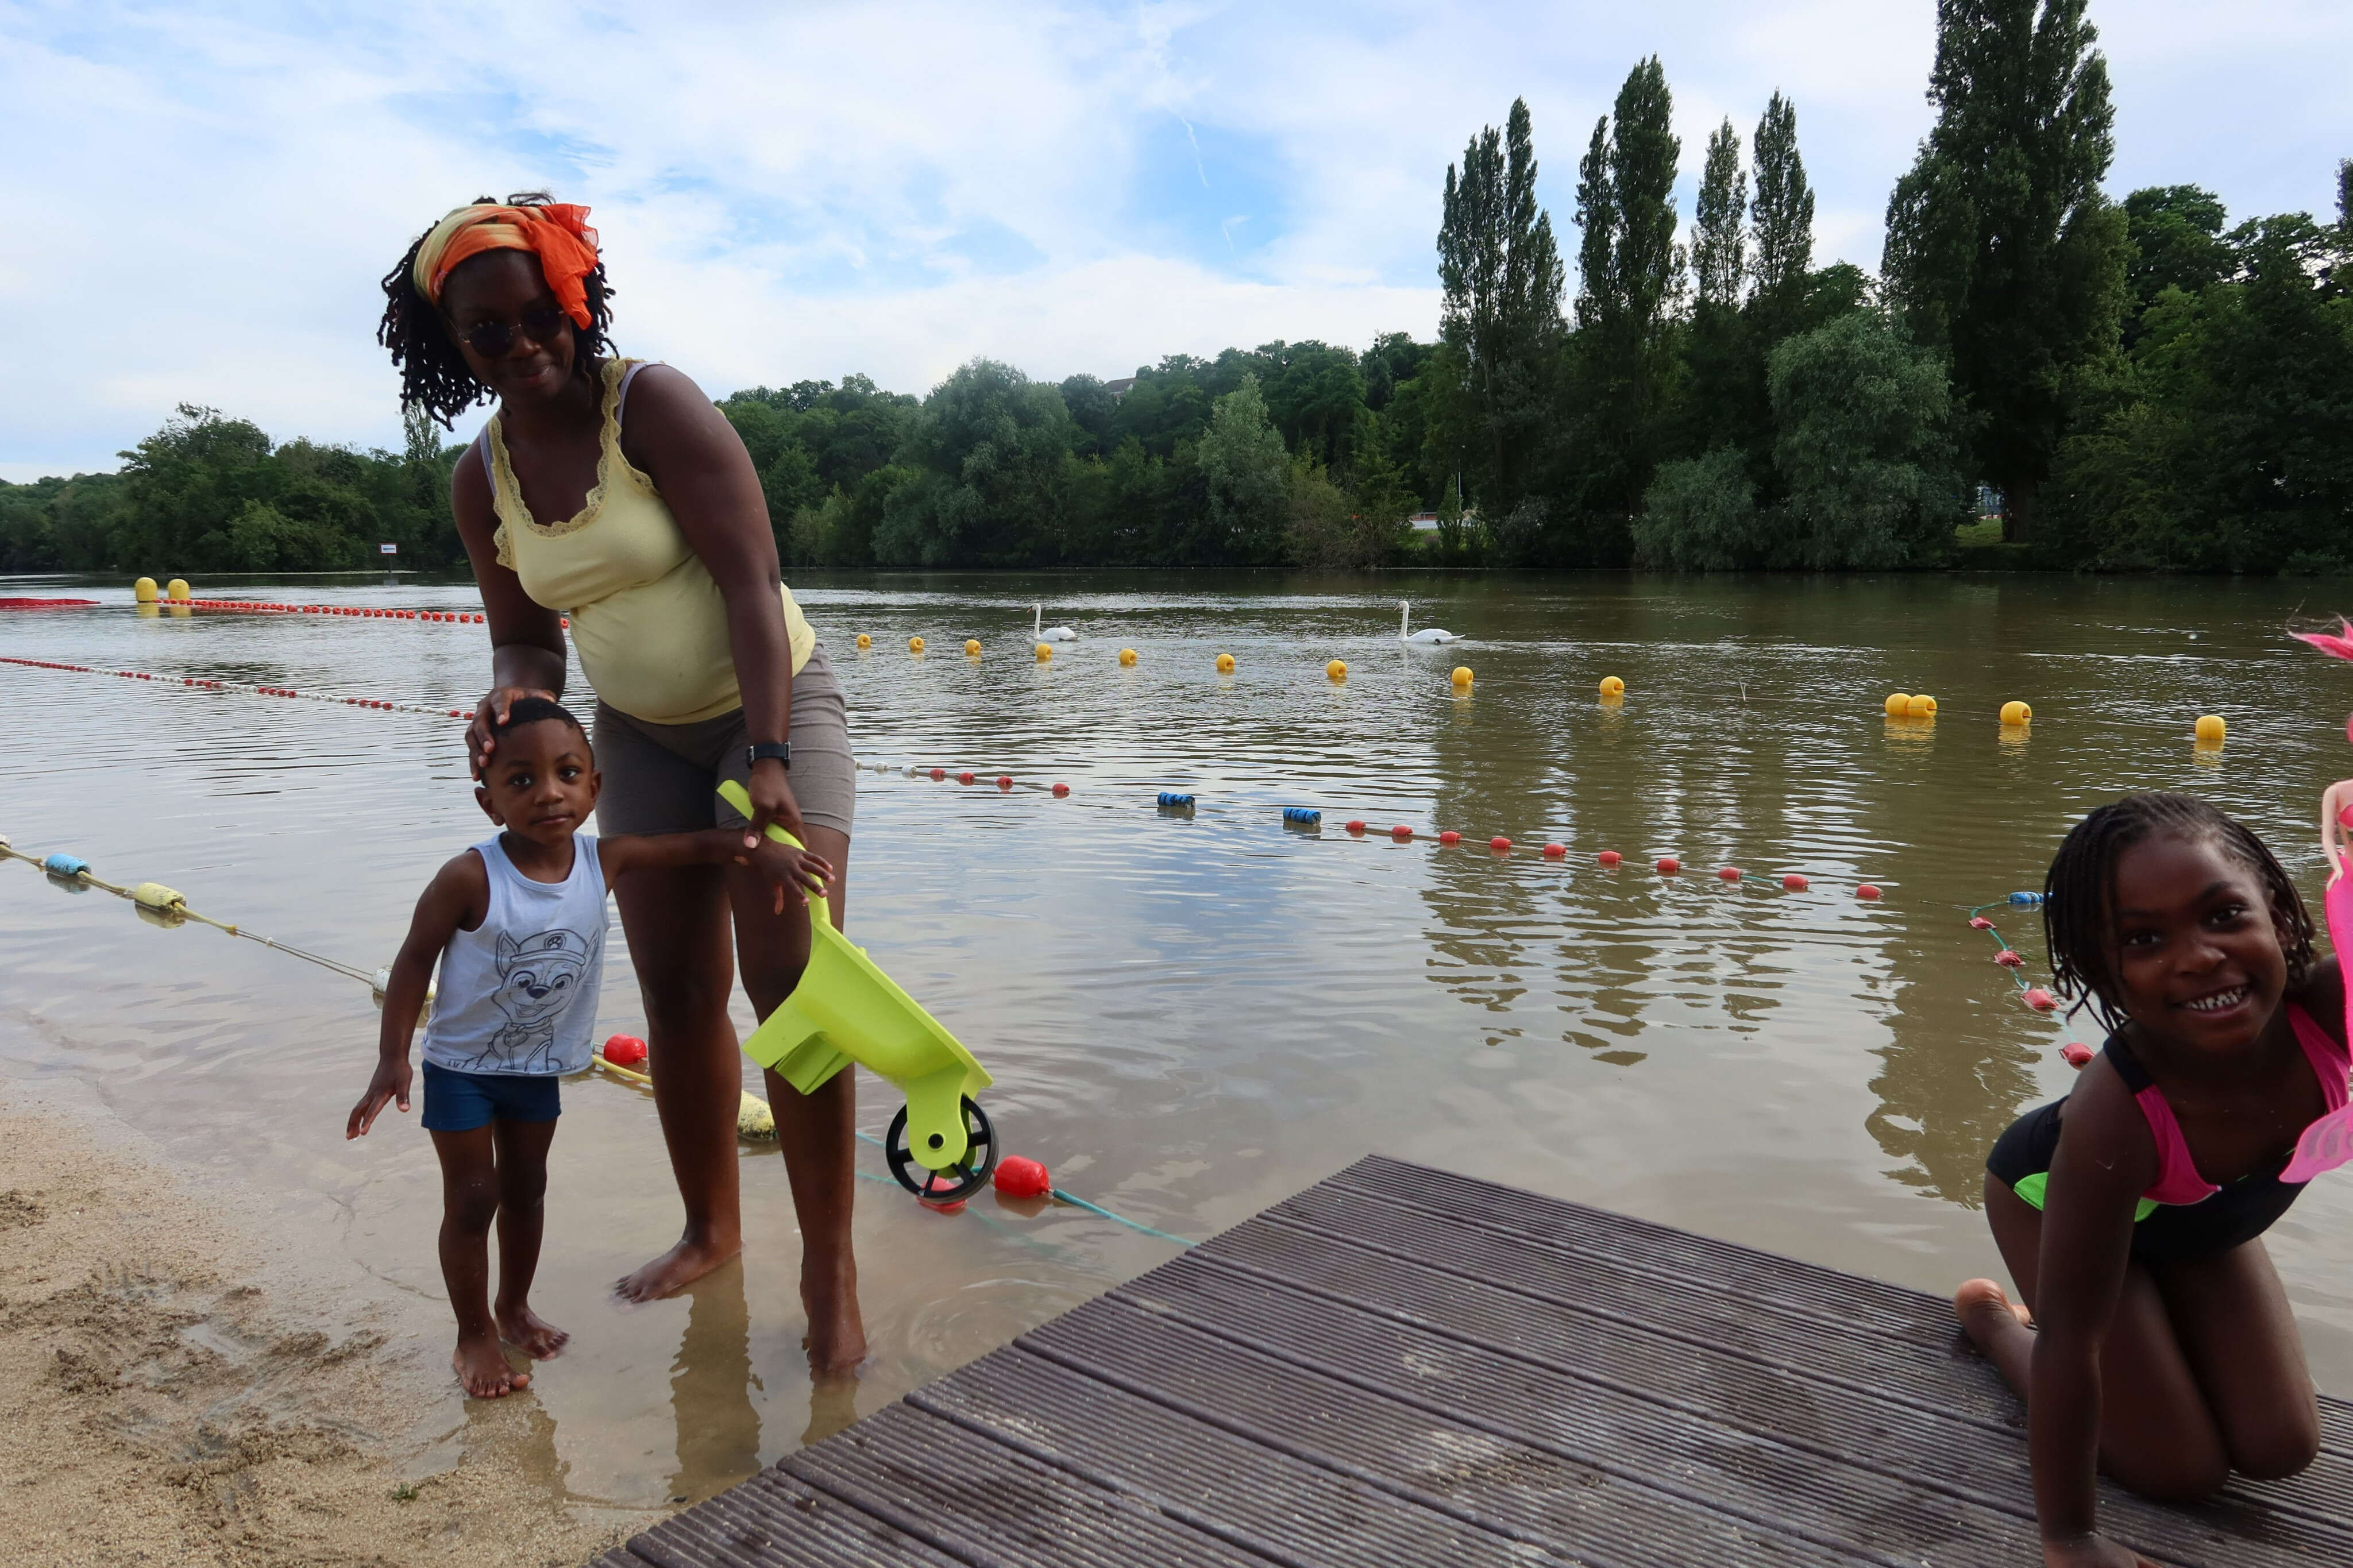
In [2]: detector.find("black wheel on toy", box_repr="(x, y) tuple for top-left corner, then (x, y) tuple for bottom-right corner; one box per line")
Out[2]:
(885, 1096), (998, 1204)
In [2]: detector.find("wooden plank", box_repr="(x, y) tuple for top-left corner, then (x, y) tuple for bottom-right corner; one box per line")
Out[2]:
(595, 1156), (2353, 1568)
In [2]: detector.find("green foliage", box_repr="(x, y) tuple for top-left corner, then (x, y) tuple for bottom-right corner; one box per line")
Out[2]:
(1882, 0), (2128, 542)
(870, 360), (1074, 567)
(1749, 92), (1815, 304)
(1633, 447), (1768, 569)
(1436, 97), (1566, 524)
(2121, 186), (2232, 330)
(1770, 311), (1964, 567)
(1692, 120), (1748, 310)
(1195, 375), (1292, 564)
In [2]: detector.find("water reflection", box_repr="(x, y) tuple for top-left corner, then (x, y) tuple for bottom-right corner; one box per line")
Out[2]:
(665, 1262), (761, 1502)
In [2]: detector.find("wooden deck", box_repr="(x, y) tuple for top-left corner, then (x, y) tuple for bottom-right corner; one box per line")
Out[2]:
(593, 1155), (2353, 1567)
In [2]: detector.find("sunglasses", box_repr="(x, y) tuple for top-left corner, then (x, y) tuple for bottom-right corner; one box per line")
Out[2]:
(456, 304), (572, 358)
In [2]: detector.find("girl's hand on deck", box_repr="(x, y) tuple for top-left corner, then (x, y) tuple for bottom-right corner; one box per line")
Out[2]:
(468, 685), (559, 777)
(2043, 1535), (2157, 1568)
(735, 839), (834, 913)
(346, 1057), (412, 1138)
(742, 758), (808, 849)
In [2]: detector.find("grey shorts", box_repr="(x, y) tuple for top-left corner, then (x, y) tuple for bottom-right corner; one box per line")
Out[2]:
(593, 643), (855, 839)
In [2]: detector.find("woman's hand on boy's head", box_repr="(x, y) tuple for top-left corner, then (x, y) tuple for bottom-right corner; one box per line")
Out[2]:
(468, 685), (559, 778)
(346, 1055), (414, 1140)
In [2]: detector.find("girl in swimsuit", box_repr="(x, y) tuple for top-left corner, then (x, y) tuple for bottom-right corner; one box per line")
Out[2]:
(1958, 791), (2344, 1568)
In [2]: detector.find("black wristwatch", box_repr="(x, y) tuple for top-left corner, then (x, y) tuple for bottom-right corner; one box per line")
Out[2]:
(747, 741), (791, 771)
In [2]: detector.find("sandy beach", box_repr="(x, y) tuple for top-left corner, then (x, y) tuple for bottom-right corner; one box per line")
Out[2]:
(0, 1075), (649, 1566)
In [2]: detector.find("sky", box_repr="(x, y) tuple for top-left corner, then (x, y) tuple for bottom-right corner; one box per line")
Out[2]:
(1, 0), (2346, 481)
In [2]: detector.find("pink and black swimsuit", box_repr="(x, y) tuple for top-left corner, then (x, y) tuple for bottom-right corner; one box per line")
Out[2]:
(1987, 1003), (2351, 1262)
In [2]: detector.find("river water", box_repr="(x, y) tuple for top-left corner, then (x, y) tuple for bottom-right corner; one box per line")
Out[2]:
(6, 569), (2353, 1511)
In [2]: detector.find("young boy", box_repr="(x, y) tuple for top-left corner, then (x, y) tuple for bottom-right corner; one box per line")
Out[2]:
(346, 697), (830, 1397)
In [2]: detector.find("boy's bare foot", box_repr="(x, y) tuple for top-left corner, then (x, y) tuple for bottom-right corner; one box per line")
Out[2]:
(496, 1303), (570, 1360)
(454, 1332), (530, 1397)
(801, 1262), (867, 1374)
(615, 1234), (742, 1303)
(1954, 1277), (2035, 1346)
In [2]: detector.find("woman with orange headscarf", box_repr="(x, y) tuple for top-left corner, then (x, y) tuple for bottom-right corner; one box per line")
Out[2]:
(379, 194), (865, 1373)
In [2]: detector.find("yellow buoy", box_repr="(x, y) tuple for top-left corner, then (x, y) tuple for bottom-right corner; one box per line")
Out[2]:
(1885, 693), (1911, 717)
(855, 632), (872, 649)
(1907, 693), (1937, 718)
(165, 578), (190, 603)
(1118, 647), (1138, 666)
(1451, 666), (1473, 688)
(909, 636), (925, 654)
(2195, 713), (2226, 744)
(133, 576), (158, 603)
(965, 639), (982, 656)
(2000, 700), (2032, 725)
(1216, 652), (1236, 673)
(1599, 675), (1625, 698)
(1035, 642), (1052, 661)
(1326, 659), (1347, 681)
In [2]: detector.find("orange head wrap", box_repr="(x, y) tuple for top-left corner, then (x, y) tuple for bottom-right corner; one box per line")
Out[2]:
(411, 203), (601, 329)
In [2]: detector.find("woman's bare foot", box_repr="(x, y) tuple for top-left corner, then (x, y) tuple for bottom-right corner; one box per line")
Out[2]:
(801, 1260), (867, 1374)
(615, 1233), (742, 1304)
(496, 1302), (570, 1360)
(454, 1331), (530, 1397)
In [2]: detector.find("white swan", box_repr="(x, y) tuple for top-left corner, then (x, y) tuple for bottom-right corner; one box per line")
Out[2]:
(1398, 600), (1459, 644)
(1033, 604), (1078, 642)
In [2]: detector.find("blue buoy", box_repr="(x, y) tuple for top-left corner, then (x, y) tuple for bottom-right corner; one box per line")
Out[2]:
(1282, 807), (1322, 825)
(43, 853), (88, 878)
(2008, 891), (2043, 907)
(1157, 791), (1195, 809)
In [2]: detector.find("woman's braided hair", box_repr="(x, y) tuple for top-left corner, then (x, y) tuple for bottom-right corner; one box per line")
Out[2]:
(376, 192), (615, 429)
(2043, 791), (2313, 1034)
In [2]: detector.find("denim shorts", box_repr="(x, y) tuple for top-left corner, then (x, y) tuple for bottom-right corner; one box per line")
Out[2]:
(420, 1060), (562, 1131)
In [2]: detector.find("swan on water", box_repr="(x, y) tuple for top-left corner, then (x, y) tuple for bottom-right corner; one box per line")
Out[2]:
(1398, 601), (1459, 644)
(1033, 604), (1079, 642)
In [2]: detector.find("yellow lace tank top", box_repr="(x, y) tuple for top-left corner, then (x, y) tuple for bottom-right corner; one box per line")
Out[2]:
(485, 358), (814, 725)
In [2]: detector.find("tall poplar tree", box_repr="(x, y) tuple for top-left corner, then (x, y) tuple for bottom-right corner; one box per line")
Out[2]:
(1436, 97), (1565, 522)
(1749, 92), (1815, 305)
(1573, 56), (1684, 527)
(1882, 0), (2130, 542)
(1692, 120), (1748, 309)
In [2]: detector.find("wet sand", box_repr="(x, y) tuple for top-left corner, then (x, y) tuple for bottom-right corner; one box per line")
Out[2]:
(0, 1071), (650, 1564)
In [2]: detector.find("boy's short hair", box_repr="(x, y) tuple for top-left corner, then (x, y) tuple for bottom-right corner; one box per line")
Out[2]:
(495, 696), (588, 741)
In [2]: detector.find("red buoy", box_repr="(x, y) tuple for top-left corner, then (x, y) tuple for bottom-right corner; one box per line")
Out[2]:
(994, 1155), (1052, 1200)
(1052, 782), (1070, 795)
(1437, 831), (1461, 845)
(957, 771), (976, 785)
(929, 767), (946, 779)
(1995, 949), (2024, 968)
(1598, 850), (1622, 867)
(1969, 916), (1993, 930)
(1542, 843), (1566, 858)
(1656, 856), (1680, 875)
(603, 1034), (648, 1068)
(2023, 987), (2058, 1011)
(1392, 825), (1413, 840)
(1783, 874), (1808, 891)
(2060, 1042), (2093, 1068)
(1490, 837), (1511, 853)
(997, 775), (1013, 789)
(1718, 866), (1741, 882)
(1857, 884), (1883, 900)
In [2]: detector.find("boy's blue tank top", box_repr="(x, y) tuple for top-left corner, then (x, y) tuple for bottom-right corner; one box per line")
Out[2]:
(421, 833), (607, 1076)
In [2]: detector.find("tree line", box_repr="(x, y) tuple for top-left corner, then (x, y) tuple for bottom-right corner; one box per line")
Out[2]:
(5, 0), (2346, 578)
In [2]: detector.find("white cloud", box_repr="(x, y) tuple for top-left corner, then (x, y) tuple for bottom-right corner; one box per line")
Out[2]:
(1, 0), (2344, 480)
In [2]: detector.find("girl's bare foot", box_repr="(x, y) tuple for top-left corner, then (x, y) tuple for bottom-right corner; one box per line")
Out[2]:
(496, 1303), (570, 1360)
(1955, 1277), (2034, 1338)
(615, 1234), (742, 1303)
(801, 1259), (867, 1374)
(454, 1331), (530, 1397)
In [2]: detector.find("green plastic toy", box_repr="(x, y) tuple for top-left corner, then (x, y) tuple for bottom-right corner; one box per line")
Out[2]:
(716, 781), (999, 1200)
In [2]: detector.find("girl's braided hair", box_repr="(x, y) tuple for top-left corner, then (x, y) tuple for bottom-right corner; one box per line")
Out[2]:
(2043, 791), (2313, 1034)
(376, 192), (616, 429)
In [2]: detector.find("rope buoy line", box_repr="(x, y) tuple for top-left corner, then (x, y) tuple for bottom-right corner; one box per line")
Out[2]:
(1, 657), (471, 721)
(850, 758), (1892, 902)
(1964, 893), (2084, 1065)
(0, 825), (1188, 1243)
(165, 598), (499, 625)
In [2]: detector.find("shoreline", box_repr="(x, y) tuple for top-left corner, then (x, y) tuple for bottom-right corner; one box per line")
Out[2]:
(0, 1072), (652, 1565)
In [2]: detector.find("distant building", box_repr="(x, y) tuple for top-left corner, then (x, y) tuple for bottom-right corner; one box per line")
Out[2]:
(1105, 377), (1137, 400)
(1407, 511), (1442, 532)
